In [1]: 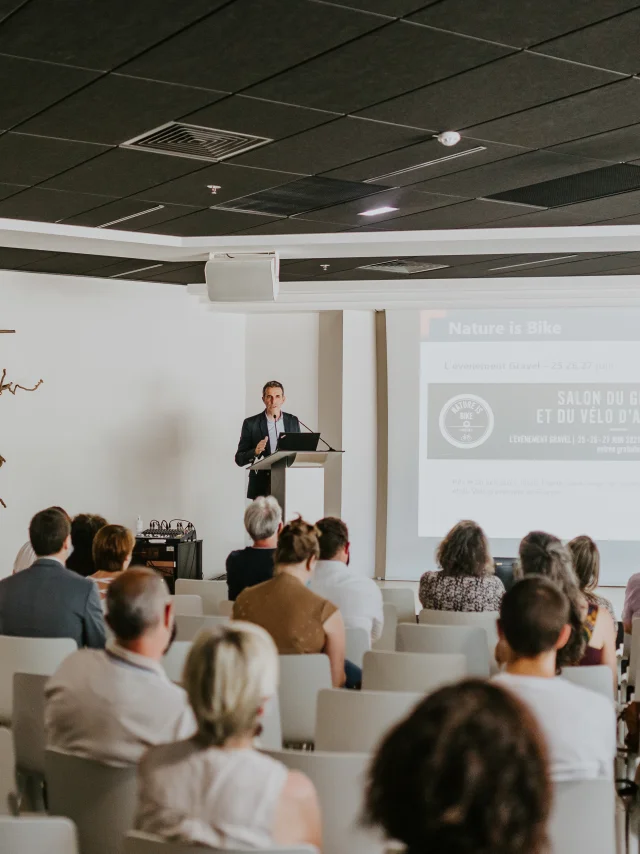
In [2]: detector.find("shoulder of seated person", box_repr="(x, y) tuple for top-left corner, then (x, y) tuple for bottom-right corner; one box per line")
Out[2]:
(281, 769), (316, 802)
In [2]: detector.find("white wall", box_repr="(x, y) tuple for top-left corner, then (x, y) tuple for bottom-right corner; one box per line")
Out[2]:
(0, 272), (246, 578)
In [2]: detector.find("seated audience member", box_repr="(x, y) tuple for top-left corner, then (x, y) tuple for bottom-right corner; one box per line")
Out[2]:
(364, 679), (551, 854)
(233, 517), (352, 689)
(518, 531), (616, 683)
(226, 497), (282, 601)
(46, 567), (194, 766)
(568, 535), (615, 622)
(0, 507), (105, 649)
(89, 524), (135, 600)
(494, 576), (616, 780)
(419, 520), (504, 612)
(136, 623), (321, 849)
(623, 570), (640, 634)
(12, 505), (69, 574)
(308, 516), (383, 645)
(66, 512), (108, 577)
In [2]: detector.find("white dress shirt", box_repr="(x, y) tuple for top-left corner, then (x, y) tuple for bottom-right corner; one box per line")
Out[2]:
(308, 559), (384, 643)
(266, 411), (283, 454)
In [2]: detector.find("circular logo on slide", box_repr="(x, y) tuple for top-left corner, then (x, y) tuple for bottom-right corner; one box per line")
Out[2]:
(439, 394), (494, 449)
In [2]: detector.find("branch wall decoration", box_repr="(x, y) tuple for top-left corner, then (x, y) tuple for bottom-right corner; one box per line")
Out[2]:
(0, 330), (43, 508)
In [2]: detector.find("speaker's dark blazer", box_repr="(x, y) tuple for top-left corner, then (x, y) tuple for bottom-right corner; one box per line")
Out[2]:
(0, 558), (106, 649)
(235, 411), (301, 499)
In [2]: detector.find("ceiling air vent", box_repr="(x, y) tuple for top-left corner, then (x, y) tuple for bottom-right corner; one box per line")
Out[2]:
(121, 122), (272, 163)
(358, 259), (449, 275)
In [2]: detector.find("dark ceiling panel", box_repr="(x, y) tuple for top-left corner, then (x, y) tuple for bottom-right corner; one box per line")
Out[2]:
(324, 137), (526, 185)
(0, 55), (99, 130)
(485, 188), (640, 227)
(81, 259), (194, 279)
(249, 21), (514, 114)
(141, 208), (281, 237)
(63, 199), (205, 230)
(467, 79), (640, 147)
(327, 0), (433, 14)
(408, 0), (640, 47)
(497, 253), (640, 277)
(121, 0), (385, 91)
(19, 252), (143, 275)
(0, 0), (226, 70)
(478, 206), (610, 228)
(138, 163), (299, 208)
(18, 74), (224, 146)
(232, 117), (430, 174)
(549, 124), (640, 163)
(0, 188), (115, 222)
(295, 187), (466, 225)
(0, 133), (108, 185)
(146, 264), (206, 285)
(534, 9), (640, 75)
(0, 247), (57, 269)
(368, 198), (525, 229)
(0, 182), (30, 201)
(360, 52), (620, 131)
(42, 148), (206, 197)
(232, 218), (345, 235)
(411, 150), (608, 197)
(182, 96), (339, 141)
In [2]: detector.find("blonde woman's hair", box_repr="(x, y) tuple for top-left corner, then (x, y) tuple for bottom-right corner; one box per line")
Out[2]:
(183, 622), (279, 747)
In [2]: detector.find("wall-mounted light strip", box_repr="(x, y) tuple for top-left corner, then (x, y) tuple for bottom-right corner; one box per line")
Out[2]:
(109, 263), (164, 279)
(97, 205), (165, 229)
(364, 146), (487, 183)
(489, 255), (579, 272)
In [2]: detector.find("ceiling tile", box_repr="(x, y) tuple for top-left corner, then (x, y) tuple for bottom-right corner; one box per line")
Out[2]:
(360, 52), (620, 131)
(42, 148), (206, 197)
(466, 79), (640, 147)
(486, 187), (640, 227)
(232, 117), (430, 174)
(325, 0), (432, 14)
(19, 252), (141, 275)
(138, 163), (299, 208)
(0, 133), (108, 185)
(410, 150), (608, 197)
(368, 198), (526, 229)
(324, 137), (526, 184)
(0, 247), (57, 269)
(121, 0), (385, 91)
(18, 74), (224, 145)
(499, 253), (640, 276)
(295, 187), (466, 225)
(248, 21), (514, 113)
(232, 218), (346, 235)
(0, 55), (99, 130)
(146, 264), (206, 285)
(0, 188), (115, 222)
(549, 124), (640, 163)
(181, 95), (339, 141)
(408, 0), (640, 47)
(141, 208), (281, 236)
(62, 199), (204, 230)
(0, 0), (227, 69)
(0, 182), (31, 201)
(477, 206), (606, 227)
(534, 9), (640, 75)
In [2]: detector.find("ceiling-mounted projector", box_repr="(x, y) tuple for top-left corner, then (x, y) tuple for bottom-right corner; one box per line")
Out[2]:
(204, 252), (280, 302)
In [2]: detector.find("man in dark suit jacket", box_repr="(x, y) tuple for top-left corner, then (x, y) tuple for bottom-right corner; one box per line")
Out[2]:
(235, 380), (301, 499)
(0, 506), (106, 649)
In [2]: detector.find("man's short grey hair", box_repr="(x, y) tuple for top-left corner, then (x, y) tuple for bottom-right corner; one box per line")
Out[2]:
(244, 496), (282, 542)
(106, 566), (170, 641)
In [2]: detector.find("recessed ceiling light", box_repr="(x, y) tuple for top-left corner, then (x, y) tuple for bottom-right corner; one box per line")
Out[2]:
(358, 206), (399, 217)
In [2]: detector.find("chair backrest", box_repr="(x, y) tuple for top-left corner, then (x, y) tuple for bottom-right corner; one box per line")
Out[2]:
(0, 816), (79, 854)
(278, 655), (332, 745)
(0, 636), (76, 725)
(362, 650), (467, 692)
(255, 692), (282, 750)
(170, 595), (203, 617)
(174, 580), (228, 616)
(372, 603), (397, 651)
(218, 600), (234, 617)
(345, 627), (370, 668)
(629, 617), (640, 688)
(45, 750), (137, 854)
(161, 641), (192, 684)
(315, 688), (422, 752)
(265, 749), (384, 854)
(125, 830), (317, 854)
(397, 624), (490, 677)
(418, 609), (499, 651)
(12, 672), (48, 775)
(560, 666), (614, 700)
(548, 779), (615, 854)
(380, 588), (416, 623)
(0, 727), (16, 815)
(174, 614), (229, 642)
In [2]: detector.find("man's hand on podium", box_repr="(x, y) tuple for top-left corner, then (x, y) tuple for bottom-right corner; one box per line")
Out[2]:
(255, 436), (268, 456)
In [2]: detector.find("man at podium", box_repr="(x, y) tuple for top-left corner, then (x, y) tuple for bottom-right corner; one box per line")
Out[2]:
(235, 381), (301, 498)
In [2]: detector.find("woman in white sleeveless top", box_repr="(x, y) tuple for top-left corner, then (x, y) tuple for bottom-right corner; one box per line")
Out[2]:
(135, 622), (321, 850)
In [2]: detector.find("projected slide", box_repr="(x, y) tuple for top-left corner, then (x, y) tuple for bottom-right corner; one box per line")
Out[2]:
(419, 309), (640, 541)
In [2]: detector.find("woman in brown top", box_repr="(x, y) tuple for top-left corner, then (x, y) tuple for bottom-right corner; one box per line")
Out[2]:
(233, 517), (349, 688)
(90, 524), (135, 601)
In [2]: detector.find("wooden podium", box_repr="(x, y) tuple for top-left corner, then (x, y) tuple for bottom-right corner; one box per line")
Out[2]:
(249, 450), (342, 521)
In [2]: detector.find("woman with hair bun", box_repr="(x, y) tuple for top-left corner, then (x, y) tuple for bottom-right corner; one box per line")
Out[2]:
(364, 679), (551, 854)
(233, 516), (355, 688)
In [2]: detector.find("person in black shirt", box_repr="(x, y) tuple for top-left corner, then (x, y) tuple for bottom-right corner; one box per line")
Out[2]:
(226, 496), (282, 601)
